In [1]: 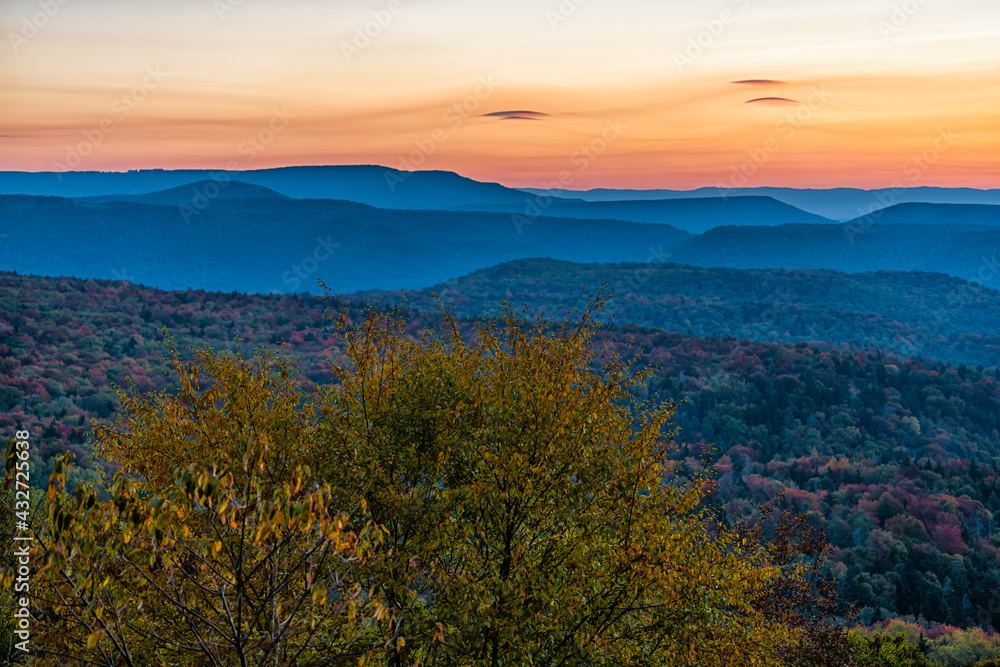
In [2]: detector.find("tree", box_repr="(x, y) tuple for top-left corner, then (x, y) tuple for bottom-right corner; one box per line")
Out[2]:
(312, 301), (836, 666)
(24, 299), (845, 665)
(849, 631), (932, 667)
(735, 496), (855, 666)
(30, 347), (385, 665)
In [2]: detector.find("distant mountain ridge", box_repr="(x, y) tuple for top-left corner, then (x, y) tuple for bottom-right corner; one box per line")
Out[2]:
(462, 194), (833, 234)
(852, 202), (1000, 226)
(665, 222), (1000, 288)
(521, 185), (1000, 221)
(4, 166), (996, 225)
(4, 188), (1000, 293)
(0, 194), (690, 293)
(0, 167), (835, 233)
(0, 166), (532, 210)
(74, 180), (289, 206)
(8, 166), (998, 235)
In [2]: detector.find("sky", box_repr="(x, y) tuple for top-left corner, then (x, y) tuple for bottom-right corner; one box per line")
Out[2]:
(1, 0), (998, 189)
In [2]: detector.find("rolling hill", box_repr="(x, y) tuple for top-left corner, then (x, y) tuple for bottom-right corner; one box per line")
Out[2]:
(74, 180), (289, 206)
(350, 258), (1000, 367)
(6, 270), (1000, 630)
(664, 222), (1000, 289)
(854, 202), (1000, 227)
(470, 194), (835, 234)
(522, 185), (1000, 221)
(6, 167), (997, 224)
(0, 166), (538, 210)
(0, 168), (835, 233)
(0, 194), (690, 293)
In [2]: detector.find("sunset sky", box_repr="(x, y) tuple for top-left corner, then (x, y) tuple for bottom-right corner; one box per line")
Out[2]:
(1, 0), (997, 189)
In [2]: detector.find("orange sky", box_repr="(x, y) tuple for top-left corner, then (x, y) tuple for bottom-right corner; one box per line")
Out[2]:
(1, 0), (997, 189)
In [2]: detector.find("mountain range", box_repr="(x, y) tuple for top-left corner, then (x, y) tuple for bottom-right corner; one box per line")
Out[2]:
(522, 185), (1000, 221)
(6, 166), (1000, 634)
(3, 166), (997, 230)
(666, 223), (1000, 288)
(4, 179), (1000, 292)
(0, 193), (690, 293)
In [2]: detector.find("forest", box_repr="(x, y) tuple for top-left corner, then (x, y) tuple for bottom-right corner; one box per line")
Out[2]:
(5, 269), (1000, 664)
(353, 258), (1000, 367)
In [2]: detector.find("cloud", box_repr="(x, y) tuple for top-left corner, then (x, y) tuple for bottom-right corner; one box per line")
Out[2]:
(732, 79), (786, 86)
(744, 97), (800, 105)
(482, 110), (550, 120)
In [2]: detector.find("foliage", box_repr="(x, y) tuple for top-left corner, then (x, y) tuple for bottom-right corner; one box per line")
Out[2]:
(354, 257), (1000, 367)
(0, 194), (690, 294)
(319, 303), (823, 666)
(30, 348), (384, 665)
(852, 620), (1000, 667)
(7, 271), (1000, 630)
(735, 497), (856, 666)
(15, 298), (852, 665)
(849, 630), (933, 666)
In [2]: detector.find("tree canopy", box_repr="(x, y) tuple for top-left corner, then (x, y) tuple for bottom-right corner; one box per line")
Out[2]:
(14, 300), (847, 665)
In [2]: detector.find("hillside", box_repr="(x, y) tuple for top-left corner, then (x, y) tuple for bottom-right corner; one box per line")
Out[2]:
(0, 167), (834, 233)
(523, 185), (1000, 221)
(74, 180), (289, 205)
(666, 223), (1000, 289)
(0, 166), (536, 210)
(0, 194), (689, 293)
(5, 270), (1000, 629)
(856, 202), (1000, 227)
(350, 258), (1000, 367)
(473, 194), (835, 234)
(5, 168), (997, 225)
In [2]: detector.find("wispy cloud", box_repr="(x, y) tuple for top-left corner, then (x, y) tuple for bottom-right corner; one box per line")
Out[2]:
(732, 79), (786, 86)
(744, 97), (800, 105)
(482, 110), (550, 120)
